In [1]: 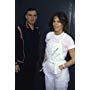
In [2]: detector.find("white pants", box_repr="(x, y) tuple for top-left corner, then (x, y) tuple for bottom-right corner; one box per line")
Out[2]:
(43, 61), (69, 90)
(45, 73), (68, 90)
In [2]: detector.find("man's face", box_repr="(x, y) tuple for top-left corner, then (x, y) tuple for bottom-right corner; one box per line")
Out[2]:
(25, 10), (37, 25)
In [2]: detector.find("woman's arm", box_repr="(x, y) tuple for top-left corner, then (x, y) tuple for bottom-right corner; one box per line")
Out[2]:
(59, 48), (75, 70)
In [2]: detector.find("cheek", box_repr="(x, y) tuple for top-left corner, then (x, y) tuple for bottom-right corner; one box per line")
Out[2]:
(59, 24), (63, 29)
(26, 16), (31, 20)
(34, 17), (37, 21)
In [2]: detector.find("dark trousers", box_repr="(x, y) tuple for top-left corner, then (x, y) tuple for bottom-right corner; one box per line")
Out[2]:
(15, 61), (45, 90)
(34, 67), (45, 90)
(15, 64), (24, 90)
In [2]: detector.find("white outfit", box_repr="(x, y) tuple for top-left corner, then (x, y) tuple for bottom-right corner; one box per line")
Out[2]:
(42, 32), (75, 90)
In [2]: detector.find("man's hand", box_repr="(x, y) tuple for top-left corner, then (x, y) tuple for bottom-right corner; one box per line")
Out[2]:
(15, 64), (20, 73)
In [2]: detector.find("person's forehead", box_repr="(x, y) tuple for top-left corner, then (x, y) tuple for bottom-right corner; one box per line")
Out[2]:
(54, 16), (60, 20)
(27, 10), (37, 14)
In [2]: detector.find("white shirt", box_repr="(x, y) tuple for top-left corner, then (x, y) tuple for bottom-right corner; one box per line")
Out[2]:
(45, 31), (75, 60)
(43, 31), (75, 75)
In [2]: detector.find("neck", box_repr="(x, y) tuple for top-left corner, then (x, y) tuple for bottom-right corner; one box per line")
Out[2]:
(28, 23), (34, 30)
(54, 30), (63, 35)
(26, 21), (34, 30)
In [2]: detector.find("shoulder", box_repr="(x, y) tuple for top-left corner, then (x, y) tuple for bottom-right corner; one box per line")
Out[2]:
(35, 26), (39, 32)
(35, 26), (40, 35)
(35, 26), (39, 29)
(16, 24), (24, 31)
(45, 31), (54, 42)
(16, 24), (25, 39)
(46, 31), (54, 37)
(63, 32), (74, 41)
(63, 33), (75, 49)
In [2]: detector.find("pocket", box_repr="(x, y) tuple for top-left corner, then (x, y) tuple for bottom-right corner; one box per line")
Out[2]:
(55, 65), (62, 74)
(43, 61), (55, 74)
(47, 62), (54, 73)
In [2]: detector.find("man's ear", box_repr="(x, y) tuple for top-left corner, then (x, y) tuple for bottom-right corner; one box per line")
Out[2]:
(25, 15), (27, 19)
(35, 16), (37, 20)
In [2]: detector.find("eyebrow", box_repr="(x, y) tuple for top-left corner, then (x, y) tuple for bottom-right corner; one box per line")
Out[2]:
(28, 14), (37, 16)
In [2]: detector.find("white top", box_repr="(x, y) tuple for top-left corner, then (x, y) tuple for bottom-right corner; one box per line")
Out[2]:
(45, 31), (75, 62)
(43, 31), (75, 75)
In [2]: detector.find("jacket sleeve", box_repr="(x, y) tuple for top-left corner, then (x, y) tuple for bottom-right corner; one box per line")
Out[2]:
(15, 27), (24, 64)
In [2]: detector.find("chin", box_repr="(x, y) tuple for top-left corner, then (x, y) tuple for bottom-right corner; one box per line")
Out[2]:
(54, 29), (60, 32)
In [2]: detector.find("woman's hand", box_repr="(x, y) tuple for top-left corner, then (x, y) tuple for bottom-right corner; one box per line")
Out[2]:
(59, 64), (66, 70)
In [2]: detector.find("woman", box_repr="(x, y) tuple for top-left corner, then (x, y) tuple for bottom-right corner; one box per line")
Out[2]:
(42, 12), (75, 90)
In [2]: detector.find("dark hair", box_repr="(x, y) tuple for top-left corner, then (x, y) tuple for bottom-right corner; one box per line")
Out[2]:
(49, 11), (68, 32)
(24, 8), (38, 15)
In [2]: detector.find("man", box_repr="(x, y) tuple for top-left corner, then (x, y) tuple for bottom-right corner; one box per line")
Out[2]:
(15, 8), (40, 90)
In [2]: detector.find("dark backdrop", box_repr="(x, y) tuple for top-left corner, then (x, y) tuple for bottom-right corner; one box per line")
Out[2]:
(16, 0), (75, 39)
(15, 0), (75, 90)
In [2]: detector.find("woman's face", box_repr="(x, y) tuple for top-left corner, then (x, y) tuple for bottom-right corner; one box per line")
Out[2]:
(53, 16), (63, 33)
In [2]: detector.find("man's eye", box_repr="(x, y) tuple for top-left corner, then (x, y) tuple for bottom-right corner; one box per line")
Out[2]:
(28, 14), (32, 16)
(34, 15), (37, 16)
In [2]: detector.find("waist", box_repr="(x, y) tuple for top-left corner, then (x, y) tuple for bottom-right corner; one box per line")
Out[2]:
(47, 59), (66, 65)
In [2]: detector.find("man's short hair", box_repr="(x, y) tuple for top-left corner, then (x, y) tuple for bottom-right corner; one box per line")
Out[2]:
(24, 8), (38, 15)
